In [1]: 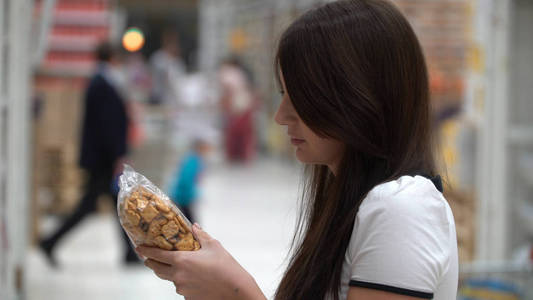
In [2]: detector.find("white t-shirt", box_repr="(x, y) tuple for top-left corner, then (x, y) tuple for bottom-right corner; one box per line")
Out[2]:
(336, 175), (458, 300)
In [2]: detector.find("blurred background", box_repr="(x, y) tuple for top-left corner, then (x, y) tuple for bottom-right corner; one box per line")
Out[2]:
(1, 0), (532, 299)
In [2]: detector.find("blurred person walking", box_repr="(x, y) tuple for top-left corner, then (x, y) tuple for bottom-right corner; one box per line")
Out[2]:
(123, 52), (150, 149)
(148, 30), (189, 189)
(138, 1), (459, 300)
(219, 57), (259, 163)
(39, 42), (138, 266)
(149, 29), (186, 106)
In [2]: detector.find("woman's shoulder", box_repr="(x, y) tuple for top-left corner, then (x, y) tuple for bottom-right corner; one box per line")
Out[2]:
(358, 175), (451, 226)
(345, 176), (458, 299)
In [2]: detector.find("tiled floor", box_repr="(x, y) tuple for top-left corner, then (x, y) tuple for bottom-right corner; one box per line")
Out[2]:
(26, 158), (301, 300)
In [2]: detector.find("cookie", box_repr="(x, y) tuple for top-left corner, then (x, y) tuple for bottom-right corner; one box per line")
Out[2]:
(140, 204), (159, 222)
(141, 189), (154, 199)
(136, 197), (149, 210)
(154, 198), (170, 213)
(161, 221), (180, 239)
(175, 216), (190, 233)
(154, 236), (173, 250)
(174, 238), (195, 251)
(148, 220), (163, 238)
(193, 241), (200, 250)
(174, 234), (201, 251)
(163, 211), (176, 220)
(125, 209), (141, 226)
(125, 197), (136, 211)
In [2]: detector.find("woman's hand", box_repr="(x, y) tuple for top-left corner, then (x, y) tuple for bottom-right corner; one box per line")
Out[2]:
(137, 224), (266, 300)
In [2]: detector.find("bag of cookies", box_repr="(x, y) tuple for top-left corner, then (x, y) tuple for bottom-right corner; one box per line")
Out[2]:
(117, 165), (200, 251)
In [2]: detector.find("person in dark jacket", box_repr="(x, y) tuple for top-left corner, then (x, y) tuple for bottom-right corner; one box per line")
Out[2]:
(40, 42), (138, 266)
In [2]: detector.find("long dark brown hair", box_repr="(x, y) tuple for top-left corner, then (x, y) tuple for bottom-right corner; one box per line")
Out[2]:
(274, 1), (436, 299)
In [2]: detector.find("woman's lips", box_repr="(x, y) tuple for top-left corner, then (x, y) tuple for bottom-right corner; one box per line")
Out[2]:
(290, 138), (305, 146)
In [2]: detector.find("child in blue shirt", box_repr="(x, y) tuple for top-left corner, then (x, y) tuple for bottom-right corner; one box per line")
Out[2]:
(168, 139), (210, 223)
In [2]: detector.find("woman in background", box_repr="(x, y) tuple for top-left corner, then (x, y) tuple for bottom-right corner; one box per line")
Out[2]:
(219, 56), (259, 163)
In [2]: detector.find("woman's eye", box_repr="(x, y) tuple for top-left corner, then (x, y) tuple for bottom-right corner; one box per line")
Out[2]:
(279, 90), (285, 95)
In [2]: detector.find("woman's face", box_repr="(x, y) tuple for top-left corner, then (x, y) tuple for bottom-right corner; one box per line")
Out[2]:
(274, 72), (344, 173)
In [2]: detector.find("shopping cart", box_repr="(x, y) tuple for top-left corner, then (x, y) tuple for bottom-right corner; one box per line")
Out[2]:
(458, 261), (533, 300)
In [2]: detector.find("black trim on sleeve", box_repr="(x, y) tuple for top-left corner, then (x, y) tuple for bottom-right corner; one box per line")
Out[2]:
(427, 175), (443, 193)
(349, 280), (434, 299)
(416, 173), (444, 193)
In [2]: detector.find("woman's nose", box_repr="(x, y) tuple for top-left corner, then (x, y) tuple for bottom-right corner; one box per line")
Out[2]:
(274, 103), (285, 125)
(274, 96), (293, 125)
(274, 100), (287, 125)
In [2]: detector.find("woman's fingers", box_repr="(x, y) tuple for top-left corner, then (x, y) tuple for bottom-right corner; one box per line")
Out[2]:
(136, 246), (176, 265)
(133, 247), (146, 260)
(145, 259), (190, 296)
(144, 258), (173, 281)
(192, 223), (213, 246)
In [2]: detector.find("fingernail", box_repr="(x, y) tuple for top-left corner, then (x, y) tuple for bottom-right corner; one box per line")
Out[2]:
(193, 223), (201, 229)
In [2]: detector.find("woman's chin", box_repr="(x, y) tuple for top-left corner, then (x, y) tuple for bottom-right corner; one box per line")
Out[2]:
(295, 149), (312, 164)
(295, 150), (329, 167)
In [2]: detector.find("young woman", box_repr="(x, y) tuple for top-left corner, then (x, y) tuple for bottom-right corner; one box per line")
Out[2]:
(137, 0), (459, 299)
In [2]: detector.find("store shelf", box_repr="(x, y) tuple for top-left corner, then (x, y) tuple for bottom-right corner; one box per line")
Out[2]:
(459, 261), (533, 300)
(36, 0), (112, 76)
(47, 34), (101, 52)
(55, 1), (110, 11)
(460, 261), (533, 274)
(51, 25), (109, 37)
(40, 62), (93, 77)
(53, 10), (110, 26)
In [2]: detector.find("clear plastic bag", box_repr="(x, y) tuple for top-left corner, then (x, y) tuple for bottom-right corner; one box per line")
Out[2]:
(117, 165), (200, 251)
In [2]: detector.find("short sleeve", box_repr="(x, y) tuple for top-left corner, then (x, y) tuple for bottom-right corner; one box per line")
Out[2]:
(347, 176), (453, 299)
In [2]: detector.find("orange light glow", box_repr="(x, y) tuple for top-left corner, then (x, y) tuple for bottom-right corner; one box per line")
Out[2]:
(122, 28), (144, 52)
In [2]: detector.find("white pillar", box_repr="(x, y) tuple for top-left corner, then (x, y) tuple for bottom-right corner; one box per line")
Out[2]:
(475, 0), (511, 261)
(0, 0), (5, 294)
(5, 0), (33, 299)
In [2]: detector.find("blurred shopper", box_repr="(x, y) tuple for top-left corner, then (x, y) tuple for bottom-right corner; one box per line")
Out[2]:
(149, 29), (186, 106)
(124, 52), (150, 149)
(39, 42), (138, 266)
(167, 138), (210, 223)
(219, 57), (258, 163)
(138, 1), (458, 300)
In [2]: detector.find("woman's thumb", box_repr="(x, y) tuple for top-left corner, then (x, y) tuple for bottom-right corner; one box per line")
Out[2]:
(192, 223), (212, 245)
